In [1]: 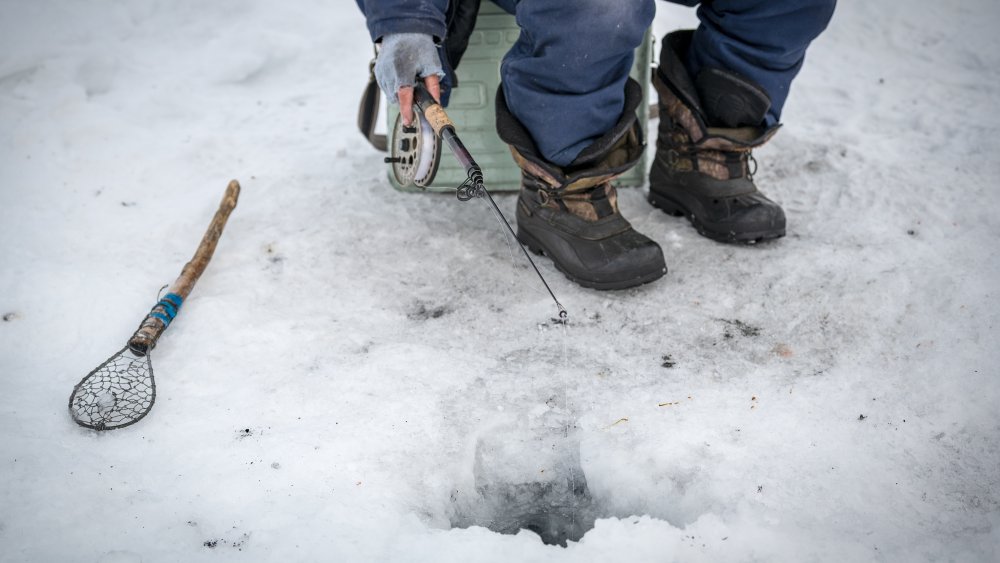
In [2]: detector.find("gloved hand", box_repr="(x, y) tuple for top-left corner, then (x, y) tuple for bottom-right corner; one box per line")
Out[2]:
(375, 33), (444, 126)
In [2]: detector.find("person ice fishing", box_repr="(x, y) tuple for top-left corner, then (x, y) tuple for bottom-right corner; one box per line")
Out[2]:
(357, 0), (836, 290)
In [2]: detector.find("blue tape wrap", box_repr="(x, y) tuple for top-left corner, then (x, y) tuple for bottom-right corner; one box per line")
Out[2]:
(163, 293), (184, 310)
(151, 293), (184, 327)
(151, 312), (172, 325)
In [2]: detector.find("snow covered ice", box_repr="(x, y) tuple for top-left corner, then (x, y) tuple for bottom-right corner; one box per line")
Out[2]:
(1, 1), (999, 561)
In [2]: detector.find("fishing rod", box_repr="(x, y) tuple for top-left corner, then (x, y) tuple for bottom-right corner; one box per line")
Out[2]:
(385, 83), (567, 320)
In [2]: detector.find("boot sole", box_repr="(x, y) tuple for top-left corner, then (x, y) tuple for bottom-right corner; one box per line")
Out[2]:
(516, 228), (667, 291)
(648, 190), (785, 244)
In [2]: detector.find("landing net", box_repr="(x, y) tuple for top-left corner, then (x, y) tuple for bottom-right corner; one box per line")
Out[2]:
(68, 348), (155, 430)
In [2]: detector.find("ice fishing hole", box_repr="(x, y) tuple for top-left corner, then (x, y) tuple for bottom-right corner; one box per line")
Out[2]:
(448, 425), (601, 547)
(450, 470), (598, 546)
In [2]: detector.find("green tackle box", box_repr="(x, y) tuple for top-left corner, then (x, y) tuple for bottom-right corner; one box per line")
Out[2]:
(387, 2), (652, 192)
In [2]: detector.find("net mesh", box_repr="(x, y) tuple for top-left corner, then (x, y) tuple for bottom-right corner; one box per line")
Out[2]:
(68, 347), (156, 430)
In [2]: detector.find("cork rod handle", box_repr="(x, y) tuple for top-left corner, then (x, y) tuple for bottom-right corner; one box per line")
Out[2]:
(413, 83), (454, 136)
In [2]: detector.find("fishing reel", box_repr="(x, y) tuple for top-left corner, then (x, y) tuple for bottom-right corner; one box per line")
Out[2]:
(386, 105), (441, 188)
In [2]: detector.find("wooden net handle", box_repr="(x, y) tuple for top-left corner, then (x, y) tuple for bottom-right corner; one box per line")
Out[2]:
(128, 180), (241, 355)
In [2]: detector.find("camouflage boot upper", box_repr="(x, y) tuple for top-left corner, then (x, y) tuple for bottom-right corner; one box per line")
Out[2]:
(497, 80), (666, 290)
(649, 30), (786, 243)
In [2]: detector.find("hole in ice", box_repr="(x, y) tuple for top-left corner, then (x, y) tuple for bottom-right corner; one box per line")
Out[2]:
(468, 473), (596, 547)
(449, 419), (599, 547)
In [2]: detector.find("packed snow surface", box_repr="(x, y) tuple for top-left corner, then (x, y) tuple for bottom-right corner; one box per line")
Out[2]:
(1, 1), (998, 561)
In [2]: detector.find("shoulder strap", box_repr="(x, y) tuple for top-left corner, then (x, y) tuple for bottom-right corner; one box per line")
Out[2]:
(358, 57), (387, 152)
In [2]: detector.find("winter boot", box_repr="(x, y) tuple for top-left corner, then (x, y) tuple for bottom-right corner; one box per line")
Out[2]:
(649, 30), (785, 243)
(496, 80), (666, 290)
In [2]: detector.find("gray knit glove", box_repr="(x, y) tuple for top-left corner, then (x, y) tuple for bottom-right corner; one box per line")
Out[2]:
(375, 33), (444, 104)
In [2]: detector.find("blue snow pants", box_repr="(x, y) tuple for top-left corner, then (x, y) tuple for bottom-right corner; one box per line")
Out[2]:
(492, 0), (837, 166)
